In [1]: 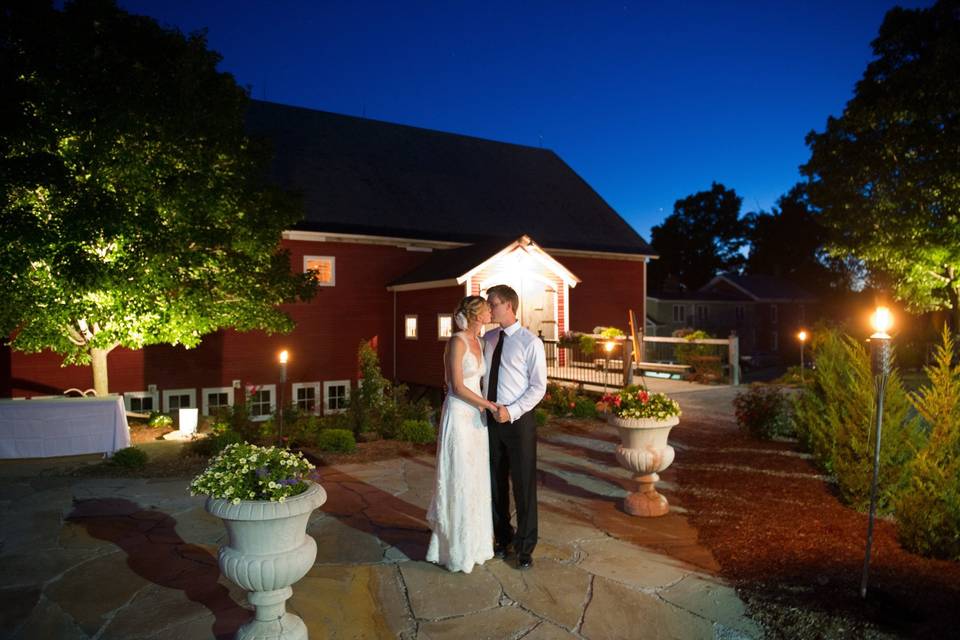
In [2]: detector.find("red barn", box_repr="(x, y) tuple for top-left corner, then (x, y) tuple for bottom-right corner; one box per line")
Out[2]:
(2, 101), (656, 418)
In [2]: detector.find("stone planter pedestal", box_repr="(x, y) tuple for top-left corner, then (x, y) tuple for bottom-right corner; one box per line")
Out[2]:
(608, 415), (679, 517)
(206, 481), (327, 639)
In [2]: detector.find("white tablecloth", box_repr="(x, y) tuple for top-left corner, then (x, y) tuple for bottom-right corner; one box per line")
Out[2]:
(0, 396), (131, 459)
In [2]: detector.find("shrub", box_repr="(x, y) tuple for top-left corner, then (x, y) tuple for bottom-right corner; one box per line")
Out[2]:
(111, 446), (148, 469)
(733, 384), (793, 440)
(148, 412), (173, 428)
(189, 430), (243, 457)
(534, 408), (549, 427)
(895, 326), (960, 560)
(792, 328), (921, 512)
(571, 396), (597, 418)
(542, 382), (577, 416)
(316, 428), (356, 453)
(397, 419), (435, 444)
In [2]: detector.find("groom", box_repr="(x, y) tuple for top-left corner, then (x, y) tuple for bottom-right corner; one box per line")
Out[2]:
(483, 284), (547, 569)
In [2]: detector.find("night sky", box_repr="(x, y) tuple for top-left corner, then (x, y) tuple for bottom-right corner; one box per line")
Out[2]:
(119, 0), (932, 241)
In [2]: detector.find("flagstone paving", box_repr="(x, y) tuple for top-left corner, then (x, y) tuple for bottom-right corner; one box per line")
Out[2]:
(0, 381), (763, 639)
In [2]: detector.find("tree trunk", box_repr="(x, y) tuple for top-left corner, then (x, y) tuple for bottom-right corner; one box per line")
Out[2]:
(91, 347), (110, 397)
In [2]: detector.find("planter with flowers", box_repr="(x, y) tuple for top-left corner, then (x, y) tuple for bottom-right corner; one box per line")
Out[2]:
(190, 442), (326, 640)
(596, 385), (682, 517)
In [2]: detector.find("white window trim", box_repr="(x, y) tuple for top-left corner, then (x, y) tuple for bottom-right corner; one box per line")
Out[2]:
(201, 386), (234, 416)
(303, 255), (336, 286)
(404, 314), (418, 339)
(162, 388), (197, 412)
(672, 304), (685, 323)
(323, 380), (350, 415)
(123, 390), (159, 413)
(292, 381), (322, 415)
(248, 383), (277, 422)
(437, 313), (453, 340)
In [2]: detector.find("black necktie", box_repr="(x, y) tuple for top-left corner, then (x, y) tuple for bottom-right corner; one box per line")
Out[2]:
(487, 331), (506, 403)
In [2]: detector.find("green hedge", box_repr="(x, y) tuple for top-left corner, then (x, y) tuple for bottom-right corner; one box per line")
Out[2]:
(894, 327), (960, 560)
(316, 428), (356, 453)
(111, 446), (148, 468)
(397, 419), (435, 444)
(792, 328), (921, 513)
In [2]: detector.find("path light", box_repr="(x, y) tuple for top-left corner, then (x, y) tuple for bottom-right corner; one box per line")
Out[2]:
(278, 350), (289, 442)
(861, 306), (892, 599)
(604, 340), (615, 394)
(797, 330), (808, 382)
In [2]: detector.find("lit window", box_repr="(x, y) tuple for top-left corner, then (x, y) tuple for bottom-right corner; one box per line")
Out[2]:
(324, 380), (350, 414)
(438, 314), (453, 339)
(672, 305), (685, 323)
(292, 382), (321, 414)
(405, 315), (418, 339)
(303, 255), (335, 286)
(202, 387), (233, 416)
(247, 384), (276, 420)
(162, 388), (196, 412)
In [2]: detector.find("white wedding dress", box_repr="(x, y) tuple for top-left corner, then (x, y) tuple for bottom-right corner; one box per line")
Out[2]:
(426, 332), (494, 573)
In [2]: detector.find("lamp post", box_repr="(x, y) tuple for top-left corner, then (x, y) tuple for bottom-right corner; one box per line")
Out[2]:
(278, 350), (289, 443)
(797, 330), (808, 382)
(604, 340), (615, 394)
(861, 306), (892, 599)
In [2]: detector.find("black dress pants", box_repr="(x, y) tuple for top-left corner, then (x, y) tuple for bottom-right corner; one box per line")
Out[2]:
(487, 409), (538, 556)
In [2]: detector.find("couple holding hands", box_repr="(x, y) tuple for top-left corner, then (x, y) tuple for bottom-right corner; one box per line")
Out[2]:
(426, 284), (547, 573)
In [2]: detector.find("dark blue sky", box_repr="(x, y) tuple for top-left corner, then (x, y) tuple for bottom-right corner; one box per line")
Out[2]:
(120, 0), (931, 241)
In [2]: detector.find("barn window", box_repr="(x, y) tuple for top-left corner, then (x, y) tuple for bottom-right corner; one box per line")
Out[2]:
(303, 255), (335, 286)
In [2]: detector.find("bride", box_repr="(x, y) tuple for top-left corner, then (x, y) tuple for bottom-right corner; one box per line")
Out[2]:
(426, 295), (498, 573)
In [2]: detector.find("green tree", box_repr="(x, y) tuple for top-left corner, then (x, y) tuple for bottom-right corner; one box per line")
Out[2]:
(0, 0), (316, 395)
(649, 182), (747, 291)
(743, 185), (857, 293)
(801, 0), (960, 329)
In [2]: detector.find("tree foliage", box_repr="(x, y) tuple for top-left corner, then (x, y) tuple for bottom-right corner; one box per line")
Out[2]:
(896, 325), (960, 560)
(801, 0), (960, 328)
(0, 0), (316, 393)
(743, 185), (859, 293)
(649, 182), (747, 291)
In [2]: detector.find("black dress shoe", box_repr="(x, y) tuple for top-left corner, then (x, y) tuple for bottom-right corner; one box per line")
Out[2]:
(517, 554), (533, 569)
(494, 543), (512, 559)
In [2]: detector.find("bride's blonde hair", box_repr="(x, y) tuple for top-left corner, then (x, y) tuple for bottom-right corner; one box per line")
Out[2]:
(454, 296), (489, 328)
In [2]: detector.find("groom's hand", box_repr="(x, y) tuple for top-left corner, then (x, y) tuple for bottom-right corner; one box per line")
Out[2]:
(496, 405), (510, 423)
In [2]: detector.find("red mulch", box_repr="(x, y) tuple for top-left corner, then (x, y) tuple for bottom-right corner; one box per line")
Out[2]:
(666, 417), (960, 639)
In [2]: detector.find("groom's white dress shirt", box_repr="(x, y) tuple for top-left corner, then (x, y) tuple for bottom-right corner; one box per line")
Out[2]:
(483, 320), (548, 423)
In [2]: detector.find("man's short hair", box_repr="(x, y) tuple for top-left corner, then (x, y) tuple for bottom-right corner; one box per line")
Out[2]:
(487, 284), (519, 314)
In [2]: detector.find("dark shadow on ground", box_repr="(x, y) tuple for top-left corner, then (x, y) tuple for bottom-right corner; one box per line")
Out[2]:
(67, 498), (248, 639)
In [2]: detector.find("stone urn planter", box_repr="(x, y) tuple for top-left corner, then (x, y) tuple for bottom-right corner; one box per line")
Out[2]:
(608, 415), (679, 517)
(206, 481), (327, 639)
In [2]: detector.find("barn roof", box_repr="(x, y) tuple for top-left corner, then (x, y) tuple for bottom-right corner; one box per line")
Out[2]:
(247, 100), (655, 256)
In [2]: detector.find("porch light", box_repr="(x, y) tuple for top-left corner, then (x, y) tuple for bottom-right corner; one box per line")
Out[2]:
(861, 306), (893, 599)
(278, 350), (289, 443)
(279, 350), (289, 365)
(604, 340), (615, 353)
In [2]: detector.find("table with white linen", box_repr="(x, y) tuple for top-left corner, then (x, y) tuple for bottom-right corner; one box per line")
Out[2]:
(0, 396), (131, 459)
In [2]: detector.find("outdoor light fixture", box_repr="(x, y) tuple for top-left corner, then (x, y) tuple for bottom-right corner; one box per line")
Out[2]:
(278, 350), (289, 442)
(797, 330), (808, 382)
(861, 306), (892, 599)
(603, 341), (615, 395)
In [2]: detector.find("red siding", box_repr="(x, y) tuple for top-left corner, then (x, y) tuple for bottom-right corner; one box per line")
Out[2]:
(563, 256), (646, 334)
(395, 286), (464, 387)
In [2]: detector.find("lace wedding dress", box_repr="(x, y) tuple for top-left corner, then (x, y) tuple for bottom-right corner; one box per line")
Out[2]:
(426, 332), (494, 573)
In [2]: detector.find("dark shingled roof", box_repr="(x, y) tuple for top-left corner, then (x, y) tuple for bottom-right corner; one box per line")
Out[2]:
(648, 289), (752, 302)
(388, 238), (516, 287)
(246, 100), (655, 256)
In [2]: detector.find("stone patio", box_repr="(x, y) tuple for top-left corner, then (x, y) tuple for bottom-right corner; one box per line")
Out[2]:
(0, 381), (762, 639)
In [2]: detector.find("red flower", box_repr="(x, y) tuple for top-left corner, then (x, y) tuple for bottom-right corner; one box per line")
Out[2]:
(569, 402), (576, 408)
(614, 396), (622, 407)
(638, 391), (649, 404)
